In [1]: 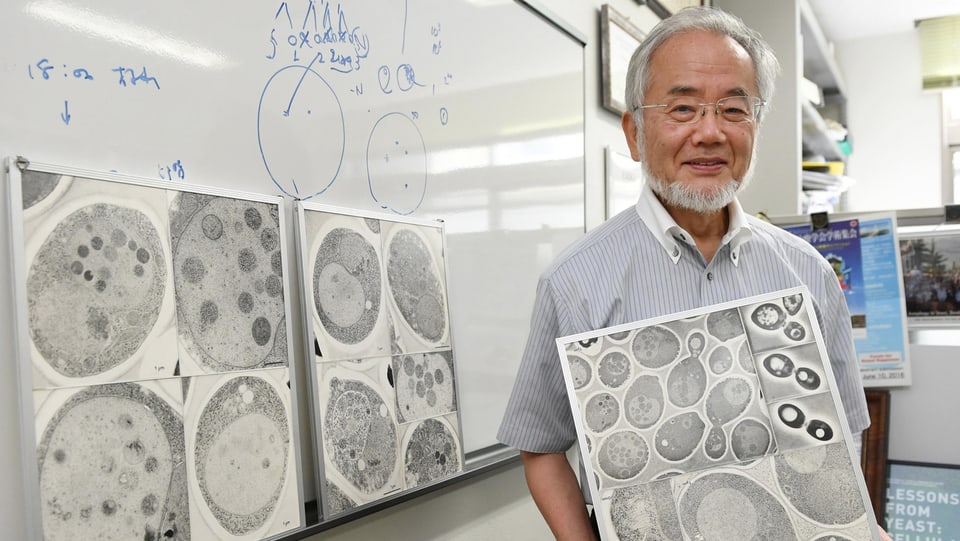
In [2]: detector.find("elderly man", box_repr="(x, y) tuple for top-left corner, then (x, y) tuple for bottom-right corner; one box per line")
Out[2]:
(498, 6), (885, 540)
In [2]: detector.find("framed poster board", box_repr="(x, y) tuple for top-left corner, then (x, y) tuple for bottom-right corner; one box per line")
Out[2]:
(885, 460), (960, 538)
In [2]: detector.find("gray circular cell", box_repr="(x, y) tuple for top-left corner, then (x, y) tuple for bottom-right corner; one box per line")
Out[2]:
(387, 228), (446, 344)
(136, 247), (150, 264)
(775, 444), (865, 525)
(598, 350), (631, 388)
(704, 425), (727, 460)
(20, 170), (64, 209)
(402, 355), (416, 375)
(196, 375), (290, 535)
(654, 411), (705, 462)
(795, 367), (821, 390)
(666, 357), (707, 407)
(182, 256), (206, 283)
(597, 430), (649, 480)
(200, 300), (219, 329)
(91, 236), (103, 250)
(27, 203), (167, 378)
(784, 321), (806, 341)
(251, 316), (272, 346)
(110, 228), (127, 246)
(705, 377), (753, 426)
(567, 355), (592, 390)
(708, 345), (734, 375)
(622, 375), (664, 429)
(265, 275), (283, 298)
(434, 369), (444, 384)
(731, 418), (772, 461)
(325, 378), (397, 494)
(584, 392), (620, 433)
(403, 418), (460, 488)
(751, 303), (786, 330)
(783, 294), (804, 315)
(631, 326), (681, 369)
(778, 403), (805, 429)
(201, 214), (223, 240)
(314, 227), (381, 346)
(763, 353), (795, 378)
(678, 471), (797, 541)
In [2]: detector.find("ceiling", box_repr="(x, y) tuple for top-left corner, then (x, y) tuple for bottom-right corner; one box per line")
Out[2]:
(807, 0), (960, 42)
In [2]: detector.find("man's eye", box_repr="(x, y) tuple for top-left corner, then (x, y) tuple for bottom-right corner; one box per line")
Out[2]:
(670, 104), (697, 114)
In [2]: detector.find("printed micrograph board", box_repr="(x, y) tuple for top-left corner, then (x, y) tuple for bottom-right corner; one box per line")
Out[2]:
(558, 286), (881, 541)
(8, 163), (306, 540)
(296, 202), (464, 519)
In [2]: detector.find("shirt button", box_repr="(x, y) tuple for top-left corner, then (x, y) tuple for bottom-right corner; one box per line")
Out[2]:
(732, 252), (738, 260)
(673, 247), (679, 257)
(707, 272), (714, 281)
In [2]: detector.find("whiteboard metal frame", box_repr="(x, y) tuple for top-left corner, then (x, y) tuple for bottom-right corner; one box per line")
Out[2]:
(5, 157), (308, 541)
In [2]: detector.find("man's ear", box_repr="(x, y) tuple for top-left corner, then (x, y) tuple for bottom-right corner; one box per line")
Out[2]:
(621, 112), (642, 162)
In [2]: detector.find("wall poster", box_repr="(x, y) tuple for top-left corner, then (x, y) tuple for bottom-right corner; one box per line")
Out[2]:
(7, 159), (306, 540)
(294, 202), (464, 520)
(557, 286), (882, 540)
(885, 460), (960, 540)
(899, 226), (960, 327)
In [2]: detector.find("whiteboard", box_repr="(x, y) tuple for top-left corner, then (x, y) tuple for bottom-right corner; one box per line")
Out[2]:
(0, 0), (584, 476)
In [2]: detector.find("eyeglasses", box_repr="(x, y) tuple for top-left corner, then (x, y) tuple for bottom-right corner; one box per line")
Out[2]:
(634, 95), (765, 124)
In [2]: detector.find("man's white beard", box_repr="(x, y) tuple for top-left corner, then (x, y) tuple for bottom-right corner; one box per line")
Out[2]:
(643, 159), (755, 214)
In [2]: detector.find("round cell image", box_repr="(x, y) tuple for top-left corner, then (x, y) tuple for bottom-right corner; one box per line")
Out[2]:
(584, 392), (620, 433)
(704, 426), (727, 460)
(705, 377), (753, 426)
(783, 294), (804, 315)
(778, 403), (806, 429)
(386, 227), (447, 345)
(610, 481), (683, 540)
(403, 418), (461, 488)
(707, 345), (734, 375)
(598, 350), (631, 388)
(751, 303), (786, 330)
(597, 431), (649, 481)
(655, 411), (706, 462)
(27, 203), (167, 379)
(36, 382), (188, 541)
(394, 351), (457, 423)
(21, 170), (68, 210)
(763, 353), (795, 378)
(623, 375), (665, 429)
(678, 471), (798, 541)
(784, 321), (806, 341)
(193, 375), (290, 535)
(631, 326), (682, 369)
(731, 418), (773, 461)
(666, 357), (707, 408)
(171, 193), (287, 372)
(795, 367), (822, 390)
(775, 444), (866, 525)
(567, 354), (592, 390)
(324, 377), (398, 495)
(313, 227), (382, 346)
(806, 419), (834, 441)
(706, 309), (745, 342)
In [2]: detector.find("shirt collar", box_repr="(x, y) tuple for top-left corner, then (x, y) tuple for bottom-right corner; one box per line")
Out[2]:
(634, 182), (753, 265)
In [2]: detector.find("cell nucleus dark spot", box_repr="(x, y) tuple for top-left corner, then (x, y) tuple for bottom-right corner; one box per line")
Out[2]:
(77, 244), (89, 258)
(252, 316), (272, 346)
(763, 353), (794, 378)
(434, 369), (444, 384)
(91, 236), (103, 250)
(134, 265), (144, 277)
(784, 321), (806, 341)
(238, 248), (257, 272)
(70, 261), (83, 275)
(141, 493), (158, 516)
(124, 440), (146, 463)
(135, 247), (150, 264)
(118, 413), (134, 429)
(265, 275), (282, 297)
(403, 356), (416, 375)
(144, 456), (158, 473)
(53, 449), (66, 463)
(200, 301), (219, 327)
(244, 207), (263, 230)
(86, 309), (109, 340)
(806, 419), (833, 441)
(261, 227), (278, 252)
(238, 291), (254, 313)
(128, 240), (137, 251)
(262, 458), (271, 469)
(110, 228), (127, 246)
(102, 499), (117, 516)
(423, 371), (434, 388)
(181, 256), (205, 283)
(795, 367), (821, 390)
(83, 270), (94, 281)
(95, 280), (107, 292)
(201, 214), (223, 240)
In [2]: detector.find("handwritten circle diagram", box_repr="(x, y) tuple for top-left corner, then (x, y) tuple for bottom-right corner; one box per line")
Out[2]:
(36, 382), (187, 541)
(367, 112), (427, 215)
(258, 65), (345, 199)
(27, 203), (167, 379)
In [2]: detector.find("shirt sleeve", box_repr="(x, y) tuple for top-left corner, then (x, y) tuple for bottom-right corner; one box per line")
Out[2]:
(497, 275), (578, 453)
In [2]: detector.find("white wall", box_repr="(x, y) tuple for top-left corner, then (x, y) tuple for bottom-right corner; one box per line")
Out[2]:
(837, 31), (944, 211)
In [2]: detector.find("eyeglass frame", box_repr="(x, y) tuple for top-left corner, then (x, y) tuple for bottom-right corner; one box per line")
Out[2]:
(633, 95), (767, 124)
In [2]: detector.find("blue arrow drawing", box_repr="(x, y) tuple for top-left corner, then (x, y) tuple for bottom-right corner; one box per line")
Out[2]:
(60, 100), (71, 125)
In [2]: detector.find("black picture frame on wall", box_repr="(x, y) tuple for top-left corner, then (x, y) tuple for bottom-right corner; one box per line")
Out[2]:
(600, 4), (656, 115)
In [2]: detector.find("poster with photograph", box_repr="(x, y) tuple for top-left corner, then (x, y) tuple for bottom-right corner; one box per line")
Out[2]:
(557, 287), (881, 541)
(885, 461), (960, 539)
(7, 162), (306, 540)
(295, 202), (464, 520)
(784, 219), (867, 338)
(899, 227), (960, 326)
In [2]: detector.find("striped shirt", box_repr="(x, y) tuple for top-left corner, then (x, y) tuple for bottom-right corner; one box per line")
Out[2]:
(497, 183), (870, 464)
